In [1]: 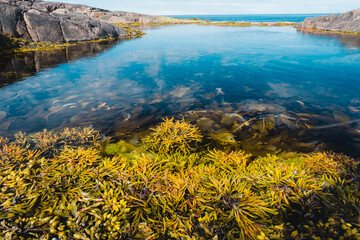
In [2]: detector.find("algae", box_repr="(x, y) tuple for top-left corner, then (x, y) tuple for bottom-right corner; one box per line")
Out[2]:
(3, 30), (145, 54)
(0, 119), (359, 239)
(113, 18), (298, 28)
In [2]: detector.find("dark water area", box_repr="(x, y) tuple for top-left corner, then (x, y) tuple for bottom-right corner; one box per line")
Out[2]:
(1, 25), (360, 157)
(0, 39), (125, 88)
(165, 14), (333, 22)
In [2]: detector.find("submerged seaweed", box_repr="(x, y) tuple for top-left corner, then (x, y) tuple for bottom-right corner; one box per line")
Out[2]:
(0, 120), (359, 239)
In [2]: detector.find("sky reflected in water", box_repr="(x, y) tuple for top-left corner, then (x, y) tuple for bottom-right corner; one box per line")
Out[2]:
(1, 25), (360, 156)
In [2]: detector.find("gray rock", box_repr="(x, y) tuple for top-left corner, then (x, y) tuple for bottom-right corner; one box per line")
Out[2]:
(297, 9), (360, 33)
(23, 9), (65, 42)
(0, 0), (131, 43)
(0, 3), (29, 38)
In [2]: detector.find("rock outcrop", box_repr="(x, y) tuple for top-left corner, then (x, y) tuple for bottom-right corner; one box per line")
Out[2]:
(297, 9), (360, 33)
(0, 0), (133, 43)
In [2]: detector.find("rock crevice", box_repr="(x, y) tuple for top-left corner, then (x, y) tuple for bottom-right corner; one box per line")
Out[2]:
(0, 0), (130, 44)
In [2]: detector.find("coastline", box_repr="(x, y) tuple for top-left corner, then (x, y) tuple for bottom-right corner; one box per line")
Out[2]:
(2, 30), (145, 54)
(297, 27), (360, 36)
(1, 6), (360, 240)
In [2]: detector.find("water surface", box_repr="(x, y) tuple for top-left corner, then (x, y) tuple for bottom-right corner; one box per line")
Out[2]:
(1, 25), (360, 156)
(165, 14), (333, 22)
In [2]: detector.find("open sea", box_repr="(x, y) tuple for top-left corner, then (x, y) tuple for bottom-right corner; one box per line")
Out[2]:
(165, 14), (335, 22)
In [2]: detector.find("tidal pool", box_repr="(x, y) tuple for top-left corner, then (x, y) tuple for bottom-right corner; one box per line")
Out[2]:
(1, 25), (360, 156)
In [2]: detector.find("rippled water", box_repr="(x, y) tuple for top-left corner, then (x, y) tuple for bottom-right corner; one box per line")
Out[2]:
(1, 25), (360, 156)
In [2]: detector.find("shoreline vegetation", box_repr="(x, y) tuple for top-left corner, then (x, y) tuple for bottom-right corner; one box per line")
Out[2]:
(1, 17), (298, 54)
(3, 15), (360, 54)
(1, 5), (360, 239)
(297, 28), (360, 36)
(1, 28), (145, 54)
(113, 16), (298, 28)
(0, 119), (359, 239)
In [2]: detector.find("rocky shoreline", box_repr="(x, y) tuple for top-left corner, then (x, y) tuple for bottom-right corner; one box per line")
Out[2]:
(297, 9), (360, 33)
(1, 0), (360, 52)
(0, 0), (129, 44)
(0, 0), (162, 50)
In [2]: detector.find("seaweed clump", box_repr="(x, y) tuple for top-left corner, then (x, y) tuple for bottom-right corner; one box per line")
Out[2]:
(142, 117), (202, 154)
(0, 120), (359, 239)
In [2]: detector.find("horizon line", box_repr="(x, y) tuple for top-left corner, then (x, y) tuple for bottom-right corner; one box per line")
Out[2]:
(163, 13), (338, 16)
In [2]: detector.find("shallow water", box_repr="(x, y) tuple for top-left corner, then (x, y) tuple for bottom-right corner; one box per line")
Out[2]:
(1, 25), (360, 156)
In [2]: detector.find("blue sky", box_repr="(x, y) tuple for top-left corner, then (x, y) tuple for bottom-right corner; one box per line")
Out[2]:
(51, 0), (359, 15)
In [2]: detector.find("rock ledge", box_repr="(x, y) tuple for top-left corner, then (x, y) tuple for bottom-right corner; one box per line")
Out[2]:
(0, 0), (133, 44)
(297, 9), (360, 33)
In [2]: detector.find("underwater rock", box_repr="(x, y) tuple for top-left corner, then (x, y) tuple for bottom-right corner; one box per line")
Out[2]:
(196, 117), (215, 132)
(69, 114), (83, 124)
(264, 145), (277, 151)
(0, 111), (6, 121)
(0, 120), (11, 130)
(209, 131), (237, 146)
(170, 86), (191, 98)
(105, 140), (142, 155)
(237, 100), (286, 113)
(150, 98), (162, 104)
(220, 113), (237, 127)
(333, 111), (350, 122)
(278, 114), (298, 129)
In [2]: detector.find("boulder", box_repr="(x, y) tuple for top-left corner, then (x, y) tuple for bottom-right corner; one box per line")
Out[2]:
(0, 0), (129, 43)
(297, 9), (360, 33)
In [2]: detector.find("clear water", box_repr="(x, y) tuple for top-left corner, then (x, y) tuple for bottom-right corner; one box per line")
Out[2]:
(1, 25), (360, 156)
(164, 14), (333, 22)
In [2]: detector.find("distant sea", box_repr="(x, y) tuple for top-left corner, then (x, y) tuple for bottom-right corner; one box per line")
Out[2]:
(164, 14), (335, 22)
